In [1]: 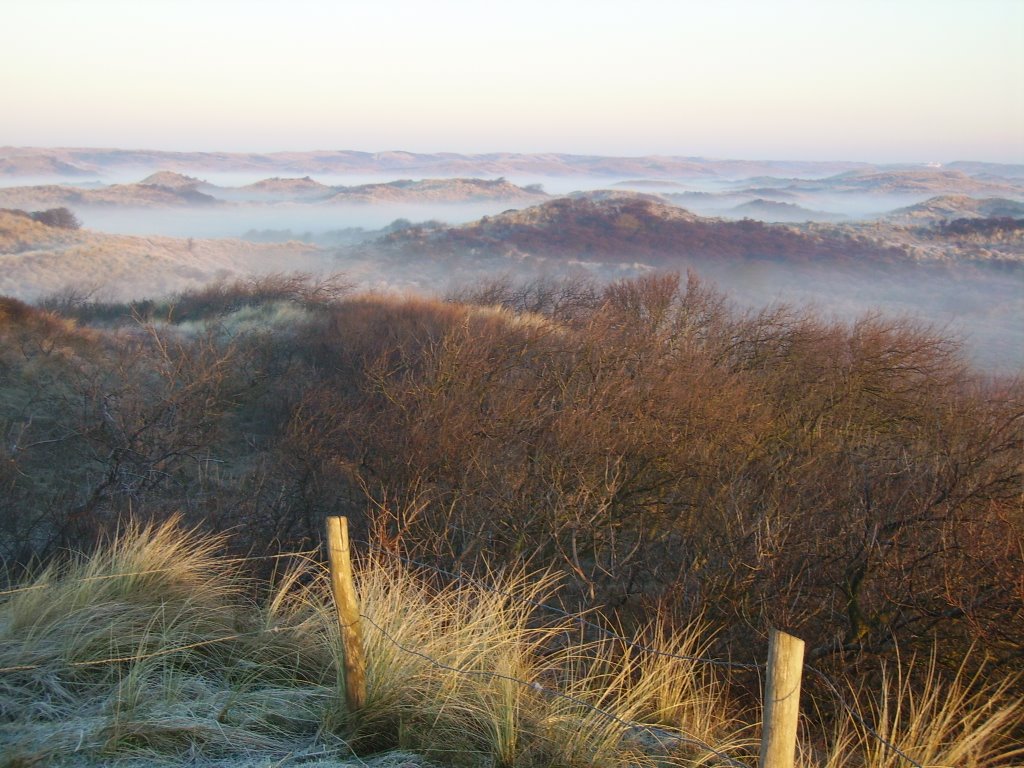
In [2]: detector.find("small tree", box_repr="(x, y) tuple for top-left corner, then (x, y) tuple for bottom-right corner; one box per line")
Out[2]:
(31, 207), (81, 230)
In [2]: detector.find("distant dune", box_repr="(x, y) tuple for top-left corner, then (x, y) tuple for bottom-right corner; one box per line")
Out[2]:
(368, 192), (910, 266)
(359, 191), (1024, 270)
(945, 161), (1024, 180)
(738, 169), (1024, 199)
(0, 154), (95, 177)
(728, 198), (846, 223)
(138, 170), (208, 188)
(883, 195), (1024, 224)
(321, 177), (548, 205)
(235, 176), (335, 201)
(0, 209), (326, 300)
(0, 147), (910, 180)
(0, 180), (222, 208)
(0, 174), (548, 209)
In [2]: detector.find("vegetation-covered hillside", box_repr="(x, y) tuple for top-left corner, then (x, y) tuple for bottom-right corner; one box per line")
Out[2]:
(1, 272), (1021, 764)
(371, 195), (912, 264)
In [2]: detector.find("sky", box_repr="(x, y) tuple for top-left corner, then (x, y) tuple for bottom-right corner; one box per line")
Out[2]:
(2, 0), (1022, 162)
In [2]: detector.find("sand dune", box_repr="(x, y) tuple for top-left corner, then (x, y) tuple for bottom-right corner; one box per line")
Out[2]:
(0, 211), (327, 301)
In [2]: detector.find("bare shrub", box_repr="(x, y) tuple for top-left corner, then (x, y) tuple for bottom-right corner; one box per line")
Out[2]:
(29, 207), (81, 230)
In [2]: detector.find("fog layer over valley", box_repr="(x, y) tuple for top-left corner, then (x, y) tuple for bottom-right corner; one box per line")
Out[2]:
(1, 150), (1021, 372)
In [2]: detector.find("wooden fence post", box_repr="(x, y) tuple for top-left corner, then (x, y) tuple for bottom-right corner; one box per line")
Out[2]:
(326, 515), (367, 713)
(759, 629), (805, 768)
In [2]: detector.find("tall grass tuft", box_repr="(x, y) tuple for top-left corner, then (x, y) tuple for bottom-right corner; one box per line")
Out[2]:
(2, 519), (1019, 767)
(854, 654), (1022, 768)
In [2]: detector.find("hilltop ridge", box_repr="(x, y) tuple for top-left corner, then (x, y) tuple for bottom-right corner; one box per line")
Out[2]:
(883, 194), (1024, 224)
(0, 174), (548, 208)
(0, 146), (991, 180)
(370, 192), (908, 265)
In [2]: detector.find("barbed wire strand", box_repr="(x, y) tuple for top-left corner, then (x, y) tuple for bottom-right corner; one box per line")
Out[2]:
(803, 664), (923, 768)
(360, 541), (929, 765)
(0, 539), (927, 765)
(358, 612), (750, 768)
(359, 540), (763, 672)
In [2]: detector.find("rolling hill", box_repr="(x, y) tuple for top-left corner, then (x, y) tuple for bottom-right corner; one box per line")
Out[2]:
(0, 208), (326, 300)
(736, 168), (1024, 199)
(368, 192), (909, 266)
(0, 146), (924, 180)
(0, 180), (222, 208)
(883, 195), (1024, 224)
(727, 198), (846, 223)
(0, 175), (548, 209)
(322, 177), (548, 204)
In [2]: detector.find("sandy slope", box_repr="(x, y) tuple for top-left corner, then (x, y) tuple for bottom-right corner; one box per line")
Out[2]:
(0, 211), (330, 301)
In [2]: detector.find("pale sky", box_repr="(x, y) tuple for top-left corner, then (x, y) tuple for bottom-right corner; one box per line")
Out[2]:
(2, 0), (1022, 162)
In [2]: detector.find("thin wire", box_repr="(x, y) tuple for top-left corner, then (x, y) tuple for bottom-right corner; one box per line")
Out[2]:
(803, 664), (924, 768)
(361, 541), (762, 671)
(0, 583), (47, 597)
(358, 612), (750, 768)
(0, 538), (925, 766)
(363, 541), (919, 765)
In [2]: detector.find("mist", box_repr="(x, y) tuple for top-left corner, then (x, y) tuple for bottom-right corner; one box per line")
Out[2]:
(2, 158), (1021, 374)
(75, 201), (519, 240)
(354, 254), (1023, 374)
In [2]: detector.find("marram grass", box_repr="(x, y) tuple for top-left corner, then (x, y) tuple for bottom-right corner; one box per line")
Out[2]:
(0, 518), (1019, 767)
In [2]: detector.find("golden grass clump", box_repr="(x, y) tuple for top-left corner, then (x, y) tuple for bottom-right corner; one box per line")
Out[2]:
(1, 518), (1020, 767)
(852, 655), (1023, 768)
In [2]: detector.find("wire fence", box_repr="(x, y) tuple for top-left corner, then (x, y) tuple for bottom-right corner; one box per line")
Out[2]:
(355, 538), (923, 768)
(802, 665), (923, 768)
(358, 611), (750, 768)
(358, 538), (765, 672)
(0, 536), (926, 767)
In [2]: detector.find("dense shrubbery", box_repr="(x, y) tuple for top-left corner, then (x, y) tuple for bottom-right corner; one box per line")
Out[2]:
(2, 206), (81, 229)
(381, 197), (910, 265)
(2, 272), (1021, 715)
(935, 216), (1024, 238)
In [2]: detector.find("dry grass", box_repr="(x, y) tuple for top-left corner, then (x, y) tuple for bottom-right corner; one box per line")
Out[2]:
(0, 519), (1020, 767)
(851, 656), (1023, 768)
(796, 655), (1024, 768)
(0, 210), (329, 303)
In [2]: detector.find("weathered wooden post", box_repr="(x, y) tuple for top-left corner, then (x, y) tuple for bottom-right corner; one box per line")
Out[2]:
(759, 629), (805, 768)
(326, 515), (367, 712)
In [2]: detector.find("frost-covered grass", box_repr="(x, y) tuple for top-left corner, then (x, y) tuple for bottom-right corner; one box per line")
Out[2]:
(0, 519), (1019, 767)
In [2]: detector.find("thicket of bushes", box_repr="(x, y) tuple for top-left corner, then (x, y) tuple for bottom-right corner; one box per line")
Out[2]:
(383, 197), (910, 265)
(2, 206), (81, 229)
(935, 216), (1024, 238)
(1, 273), (1021, 721)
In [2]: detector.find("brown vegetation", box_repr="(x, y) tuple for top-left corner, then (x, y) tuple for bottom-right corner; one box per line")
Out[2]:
(373, 195), (912, 265)
(935, 216), (1024, 238)
(1, 273), (1021, 728)
(2, 206), (82, 230)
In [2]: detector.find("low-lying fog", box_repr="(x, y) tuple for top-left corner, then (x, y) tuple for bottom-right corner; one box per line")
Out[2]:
(3, 169), (1021, 374)
(76, 203), (509, 240)
(1, 170), (955, 239)
(686, 260), (1023, 374)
